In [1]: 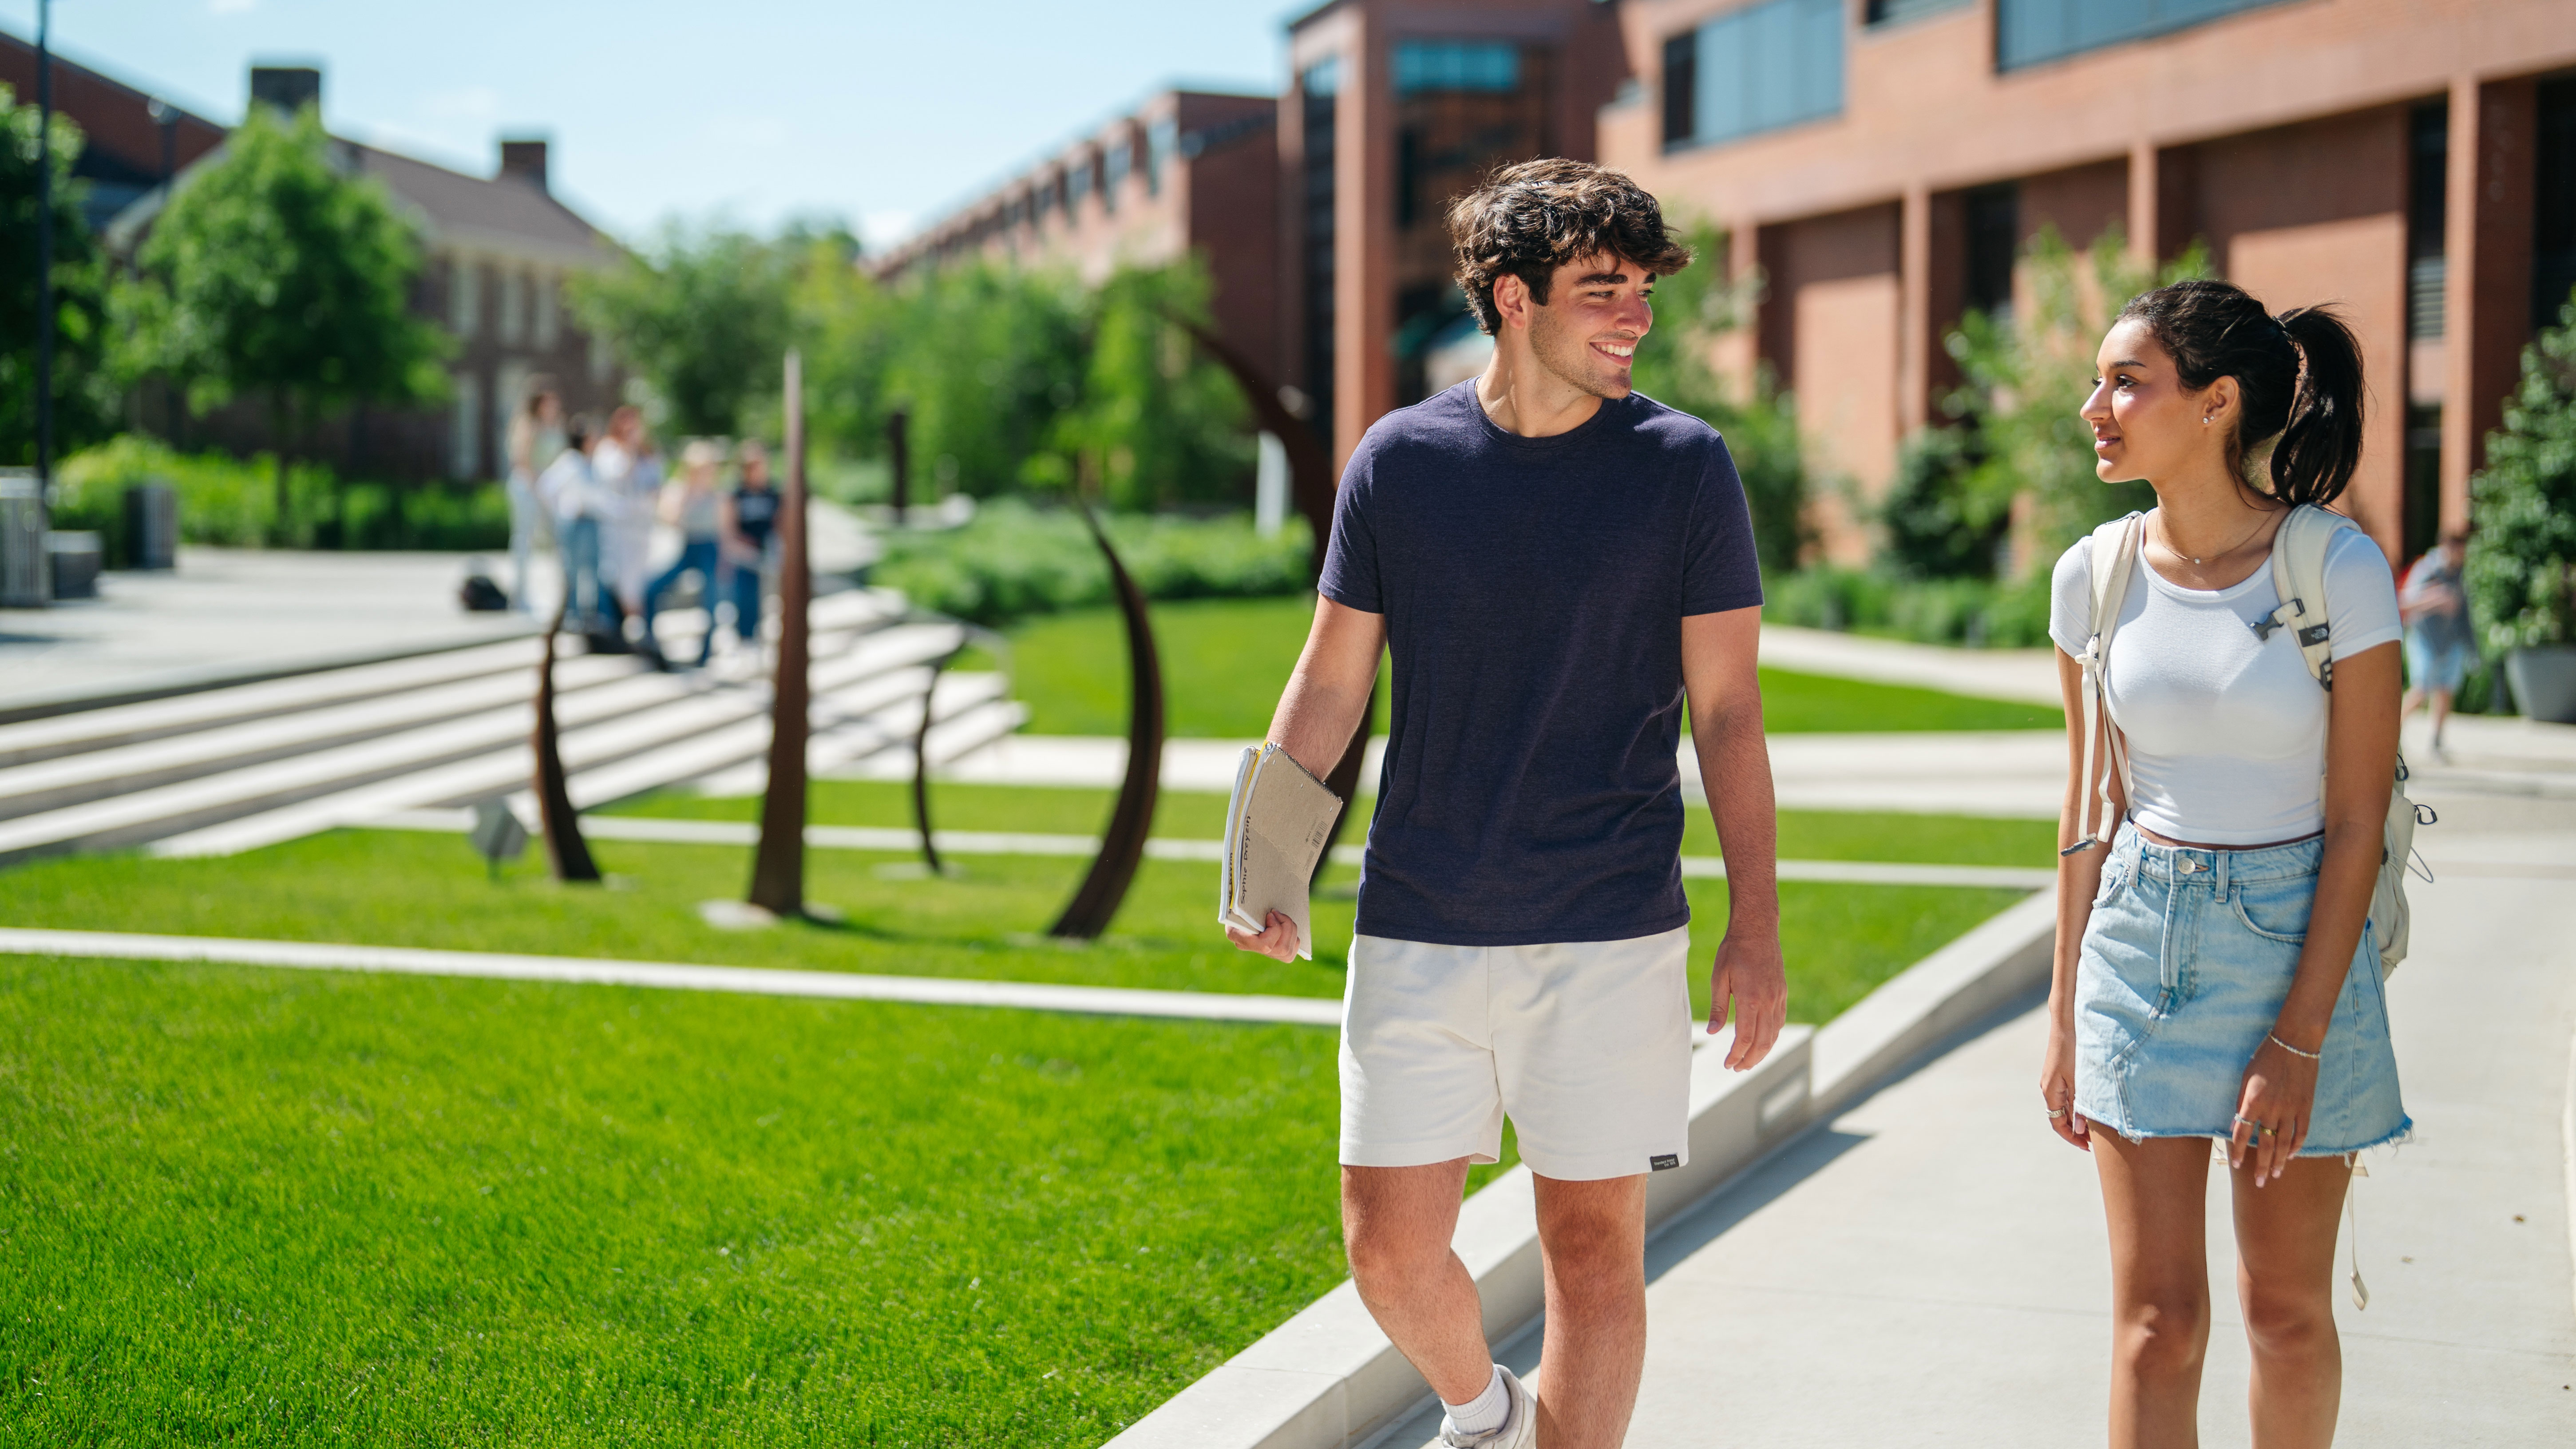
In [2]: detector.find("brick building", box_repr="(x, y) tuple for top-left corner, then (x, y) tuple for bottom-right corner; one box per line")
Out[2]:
(1602, 0), (2576, 565)
(11, 42), (626, 485)
(876, 90), (1284, 394)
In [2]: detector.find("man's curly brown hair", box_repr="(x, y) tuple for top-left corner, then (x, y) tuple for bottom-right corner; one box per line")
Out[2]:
(1449, 158), (1694, 335)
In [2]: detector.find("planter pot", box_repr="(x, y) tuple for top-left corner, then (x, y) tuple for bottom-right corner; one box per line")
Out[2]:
(2505, 646), (2576, 724)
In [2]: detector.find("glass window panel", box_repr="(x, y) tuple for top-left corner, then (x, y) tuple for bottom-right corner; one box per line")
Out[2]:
(1997, 0), (2290, 71)
(1393, 40), (1519, 96)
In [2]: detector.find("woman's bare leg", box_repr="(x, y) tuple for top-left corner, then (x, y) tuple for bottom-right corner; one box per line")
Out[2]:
(2231, 1156), (2350, 1449)
(2094, 1130), (2217, 1448)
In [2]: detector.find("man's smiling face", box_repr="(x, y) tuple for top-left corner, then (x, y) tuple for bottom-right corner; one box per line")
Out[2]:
(1523, 251), (1656, 400)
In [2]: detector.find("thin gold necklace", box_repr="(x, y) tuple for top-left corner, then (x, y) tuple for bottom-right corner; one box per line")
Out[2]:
(2160, 511), (2271, 567)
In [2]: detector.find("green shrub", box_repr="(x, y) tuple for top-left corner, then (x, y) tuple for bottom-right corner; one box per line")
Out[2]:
(874, 499), (1313, 626)
(48, 434), (507, 559)
(1764, 565), (2055, 649)
(2465, 290), (2576, 655)
(1880, 425), (2007, 578)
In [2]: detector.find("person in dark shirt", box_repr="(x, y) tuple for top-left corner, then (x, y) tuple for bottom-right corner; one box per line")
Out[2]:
(1225, 158), (1783, 1449)
(720, 440), (780, 654)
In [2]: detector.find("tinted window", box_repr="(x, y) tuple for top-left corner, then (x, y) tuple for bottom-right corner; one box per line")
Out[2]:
(1668, 0), (1843, 150)
(1997, 0), (2291, 71)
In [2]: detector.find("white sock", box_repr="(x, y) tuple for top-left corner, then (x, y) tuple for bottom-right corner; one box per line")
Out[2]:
(1442, 1364), (1510, 1436)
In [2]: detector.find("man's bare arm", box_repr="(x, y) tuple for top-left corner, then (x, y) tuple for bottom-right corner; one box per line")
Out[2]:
(1682, 606), (1785, 1070)
(1226, 596), (1386, 961)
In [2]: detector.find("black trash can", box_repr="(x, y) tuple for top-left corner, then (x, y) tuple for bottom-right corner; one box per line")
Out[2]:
(124, 482), (178, 570)
(48, 531), (102, 599)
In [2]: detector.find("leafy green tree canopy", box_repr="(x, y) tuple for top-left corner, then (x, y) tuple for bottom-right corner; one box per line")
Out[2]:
(570, 220), (795, 437)
(118, 104), (449, 445)
(1, 84), (115, 467)
(2465, 290), (2576, 652)
(1623, 219), (1810, 575)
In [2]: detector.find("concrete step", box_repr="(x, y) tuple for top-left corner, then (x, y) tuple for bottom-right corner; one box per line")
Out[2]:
(143, 633), (983, 860)
(0, 601), (945, 865)
(0, 637), (549, 771)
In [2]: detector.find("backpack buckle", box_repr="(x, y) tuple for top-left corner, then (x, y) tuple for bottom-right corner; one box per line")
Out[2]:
(2296, 624), (2331, 648)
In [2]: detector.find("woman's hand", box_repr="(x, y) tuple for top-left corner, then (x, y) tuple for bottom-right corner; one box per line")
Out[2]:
(1225, 909), (1298, 962)
(2041, 1017), (2088, 1151)
(2229, 1033), (2319, 1181)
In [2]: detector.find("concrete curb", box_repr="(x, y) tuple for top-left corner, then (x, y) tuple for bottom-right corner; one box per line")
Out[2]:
(2564, 1028), (2576, 1321)
(1105, 885), (2059, 1449)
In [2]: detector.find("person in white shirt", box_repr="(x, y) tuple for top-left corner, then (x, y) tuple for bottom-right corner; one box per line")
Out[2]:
(503, 383), (563, 614)
(539, 417), (609, 635)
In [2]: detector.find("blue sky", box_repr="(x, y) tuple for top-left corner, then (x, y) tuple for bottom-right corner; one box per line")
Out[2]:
(0, 0), (1304, 249)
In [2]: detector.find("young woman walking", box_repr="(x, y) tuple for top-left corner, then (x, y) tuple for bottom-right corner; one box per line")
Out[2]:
(2039, 278), (2409, 1448)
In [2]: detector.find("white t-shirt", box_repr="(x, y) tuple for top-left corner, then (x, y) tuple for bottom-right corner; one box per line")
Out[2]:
(2049, 524), (2401, 846)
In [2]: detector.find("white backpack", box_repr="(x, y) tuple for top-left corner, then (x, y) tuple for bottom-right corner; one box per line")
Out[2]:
(2071, 505), (2429, 975)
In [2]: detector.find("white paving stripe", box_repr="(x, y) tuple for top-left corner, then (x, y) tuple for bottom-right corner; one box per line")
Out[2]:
(0, 928), (1345, 1027)
(369, 809), (2057, 890)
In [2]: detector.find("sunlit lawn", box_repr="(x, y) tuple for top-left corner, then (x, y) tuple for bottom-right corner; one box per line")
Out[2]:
(979, 595), (2064, 737)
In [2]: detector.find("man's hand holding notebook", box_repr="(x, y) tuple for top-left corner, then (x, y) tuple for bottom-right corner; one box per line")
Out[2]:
(1218, 742), (1345, 961)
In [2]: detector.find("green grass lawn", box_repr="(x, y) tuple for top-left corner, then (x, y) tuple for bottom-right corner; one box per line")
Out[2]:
(0, 953), (1347, 1444)
(0, 792), (2033, 1443)
(980, 595), (2063, 737)
(0, 822), (2022, 1027)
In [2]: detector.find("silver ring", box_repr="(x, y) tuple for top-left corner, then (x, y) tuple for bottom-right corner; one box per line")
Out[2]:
(2046, 1106), (2070, 1120)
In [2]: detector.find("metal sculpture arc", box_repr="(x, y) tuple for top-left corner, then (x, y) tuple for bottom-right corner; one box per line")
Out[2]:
(1047, 495), (1164, 940)
(532, 599), (600, 883)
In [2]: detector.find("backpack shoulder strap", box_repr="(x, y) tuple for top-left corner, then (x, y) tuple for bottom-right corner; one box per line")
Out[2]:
(2260, 504), (2362, 691)
(2067, 512), (2146, 853)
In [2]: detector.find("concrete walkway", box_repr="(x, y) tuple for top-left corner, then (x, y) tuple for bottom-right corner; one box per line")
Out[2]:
(1369, 807), (2576, 1446)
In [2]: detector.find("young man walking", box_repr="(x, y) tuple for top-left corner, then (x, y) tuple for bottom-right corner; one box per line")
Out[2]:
(1226, 158), (1785, 1449)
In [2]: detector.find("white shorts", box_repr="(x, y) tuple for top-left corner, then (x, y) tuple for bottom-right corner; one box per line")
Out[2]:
(1338, 925), (1694, 1182)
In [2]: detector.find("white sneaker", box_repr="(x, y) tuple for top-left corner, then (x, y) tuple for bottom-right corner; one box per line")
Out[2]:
(1437, 1366), (1535, 1448)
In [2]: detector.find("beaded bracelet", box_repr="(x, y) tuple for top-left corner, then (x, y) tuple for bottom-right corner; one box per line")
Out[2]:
(2267, 1032), (2322, 1061)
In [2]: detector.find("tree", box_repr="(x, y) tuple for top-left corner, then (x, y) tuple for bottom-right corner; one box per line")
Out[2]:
(0, 84), (115, 468)
(570, 219), (794, 437)
(2464, 290), (2576, 653)
(1943, 225), (2211, 562)
(118, 103), (447, 508)
(1041, 260), (1249, 511)
(1624, 220), (1811, 575)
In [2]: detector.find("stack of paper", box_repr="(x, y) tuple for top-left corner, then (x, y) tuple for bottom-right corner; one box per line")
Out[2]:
(1218, 742), (1345, 960)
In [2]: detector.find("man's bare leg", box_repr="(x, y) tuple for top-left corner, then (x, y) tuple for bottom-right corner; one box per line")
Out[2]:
(1530, 1173), (1650, 1449)
(1343, 1160), (1494, 1404)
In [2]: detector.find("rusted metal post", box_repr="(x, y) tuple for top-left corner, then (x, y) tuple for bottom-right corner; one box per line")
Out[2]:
(747, 349), (812, 917)
(1049, 493), (1163, 940)
(532, 598), (599, 882)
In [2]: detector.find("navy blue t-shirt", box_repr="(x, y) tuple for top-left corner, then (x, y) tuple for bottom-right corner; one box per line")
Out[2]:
(1318, 382), (1764, 947)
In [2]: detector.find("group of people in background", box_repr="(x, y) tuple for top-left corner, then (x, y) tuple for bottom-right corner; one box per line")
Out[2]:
(501, 382), (780, 671)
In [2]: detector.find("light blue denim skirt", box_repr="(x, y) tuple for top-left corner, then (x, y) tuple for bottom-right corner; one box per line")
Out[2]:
(2073, 825), (2410, 1155)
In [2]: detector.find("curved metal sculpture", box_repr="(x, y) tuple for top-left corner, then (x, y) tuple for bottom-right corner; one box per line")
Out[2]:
(1049, 492), (1163, 940)
(1173, 316), (1376, 867)
(748, 349), (814, 918)
(532, 598), (599, 883)
(911, 641), (962, 875)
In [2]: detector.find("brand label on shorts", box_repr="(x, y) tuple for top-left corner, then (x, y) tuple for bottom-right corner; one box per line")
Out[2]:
(1649, 1154), (1680, 1172)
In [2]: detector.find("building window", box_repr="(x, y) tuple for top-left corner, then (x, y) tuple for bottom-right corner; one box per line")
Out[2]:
(1866, 0), (1971, 25)
(1661, 31), (1697, 148)
(449, 369), (483, 480)
(2407, 103), (2446, 343)
(1996, 0), (2291, 72)
(1302, 59), (1340, 443)
(1104, 136), (1129, 214)
(1663, 0), (1843, 151)
(2535, 76), (2576, 330)
(449, 257), (481, 339)
(498, 269), (528, 346)
(1147, 117), (1177, 194)
(1392, 40), (1518, 96)
(533, 273), (559, 350)
(1067, 151), (1092, 212)
(1964, 183), (2018, 325)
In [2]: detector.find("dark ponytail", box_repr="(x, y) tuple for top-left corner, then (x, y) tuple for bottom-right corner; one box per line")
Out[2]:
(2115, 278), (2366, 507)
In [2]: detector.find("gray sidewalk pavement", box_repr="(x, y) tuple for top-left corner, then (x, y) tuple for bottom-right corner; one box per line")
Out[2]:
(1603, 812), (2576, 1446)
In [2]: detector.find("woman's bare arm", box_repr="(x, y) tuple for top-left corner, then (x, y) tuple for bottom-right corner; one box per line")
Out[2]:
(2044, 646), (2119, 1148)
